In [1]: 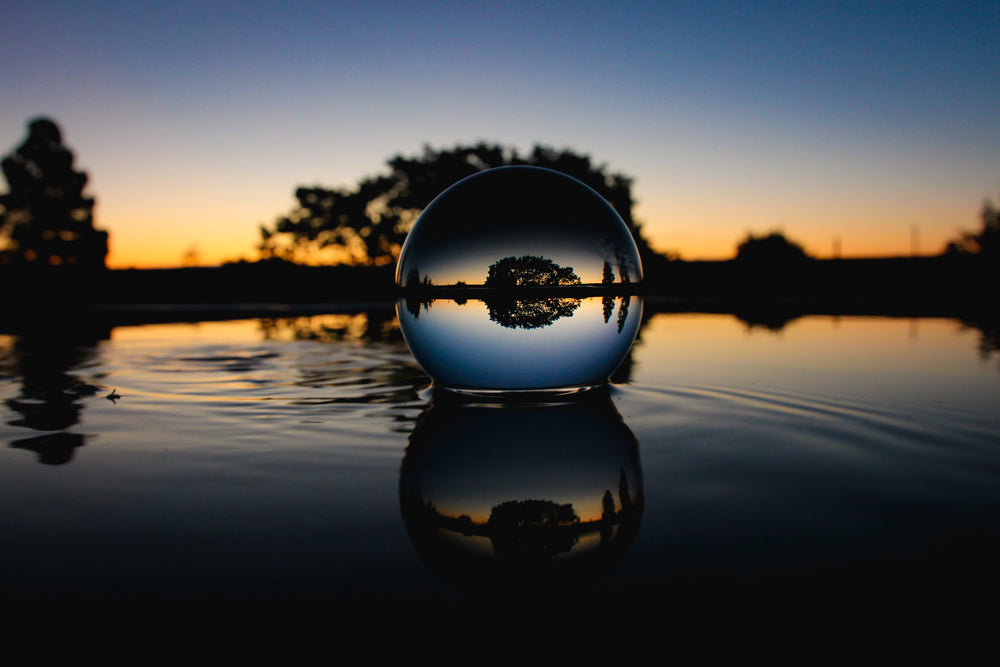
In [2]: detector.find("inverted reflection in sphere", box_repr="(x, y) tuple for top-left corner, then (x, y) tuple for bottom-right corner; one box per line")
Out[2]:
(399, 388), (643, 597)
(395, 166), (643, 393)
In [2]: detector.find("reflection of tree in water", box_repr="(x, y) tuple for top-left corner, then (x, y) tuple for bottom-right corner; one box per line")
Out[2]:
(404, 293), (433, 319)
(488, 499), (580, 561)
(485, 255), (580, 288)
(616, 296), (630, 333)
(733, 305), (805, 333)
(258, 311), (402, 344)
(481, 256), (583, 329)
(401, 267), (435, 318)
(2, 321), (111, 464)
(256, 313), (427, 407)
(405, 256), (639, 331)
(486, 296), (580, 330)
(10, 432), (88, 465)
(399, 386), (644, 598)
(602, 296), (614, 322)
(402, 465), (640, 563)
(408, 292), (632, 332)
(602, 294), (631, 333)
(960, 312), (1000, 366)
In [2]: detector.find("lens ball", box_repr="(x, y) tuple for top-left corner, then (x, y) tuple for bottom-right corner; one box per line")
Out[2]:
(396, 166), (643, 393)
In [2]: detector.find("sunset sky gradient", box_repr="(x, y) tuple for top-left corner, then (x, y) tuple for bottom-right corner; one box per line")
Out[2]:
(2, 1), (998, 268)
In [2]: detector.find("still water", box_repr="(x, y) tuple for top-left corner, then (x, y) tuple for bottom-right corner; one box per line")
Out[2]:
(1, 306), (998, 621)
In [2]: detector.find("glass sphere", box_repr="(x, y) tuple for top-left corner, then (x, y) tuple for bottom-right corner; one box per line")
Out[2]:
(395, 166), (643, 393)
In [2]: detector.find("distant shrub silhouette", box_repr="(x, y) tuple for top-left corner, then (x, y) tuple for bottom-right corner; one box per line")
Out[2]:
(735, 230), (812, 264)
(0, 118), (107, 269)
(945, 199), (999, 259)
(259, 142), (657, 267)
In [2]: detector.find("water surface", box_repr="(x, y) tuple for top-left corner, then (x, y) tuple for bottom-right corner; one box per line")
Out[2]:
(1, 309), (997, 622)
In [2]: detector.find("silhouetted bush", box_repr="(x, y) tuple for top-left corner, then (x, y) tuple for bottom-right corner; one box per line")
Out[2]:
(735, 230), (812, 264)
(945, 199), (999, 259)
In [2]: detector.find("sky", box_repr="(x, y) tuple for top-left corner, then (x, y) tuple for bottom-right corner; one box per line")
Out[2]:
(2, 1), (998, 268)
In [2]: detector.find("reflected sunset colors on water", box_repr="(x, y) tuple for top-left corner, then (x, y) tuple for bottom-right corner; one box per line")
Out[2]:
(0, 308), (998, 620)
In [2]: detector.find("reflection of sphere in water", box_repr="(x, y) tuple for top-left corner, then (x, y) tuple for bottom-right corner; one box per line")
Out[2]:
(395, 166), (643, 393)
(399, 388), (643, 598)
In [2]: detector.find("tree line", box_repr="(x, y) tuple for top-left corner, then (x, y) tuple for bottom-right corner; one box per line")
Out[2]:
(2, 118), (997, 273)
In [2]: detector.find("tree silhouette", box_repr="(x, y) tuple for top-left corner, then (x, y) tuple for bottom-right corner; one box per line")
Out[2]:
(259, 142), (656, 266)
(480, 255), (583, 329)
(945, 199), (999, 259)
(0, 118), (107, 269)
(484, 255), (581, 288)
(487, 499), (580, 561)
(602, 261), (615, 286)
(735, 230), (811, 264)
(259, 180), (406, 266)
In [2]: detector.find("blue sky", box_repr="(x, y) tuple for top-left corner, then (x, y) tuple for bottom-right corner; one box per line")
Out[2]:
(2, 1), (998, 266)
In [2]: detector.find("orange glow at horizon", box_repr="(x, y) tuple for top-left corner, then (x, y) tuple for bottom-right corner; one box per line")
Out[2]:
(103, 233), (958, 270)
(104, 214), (971, 269)
(106, 243), (254, 269)
(95, 182), (987, 268)
(637, 197), (978, 262)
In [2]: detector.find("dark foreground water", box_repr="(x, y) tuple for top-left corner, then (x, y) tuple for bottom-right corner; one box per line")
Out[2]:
(1, 305), (998, 631)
